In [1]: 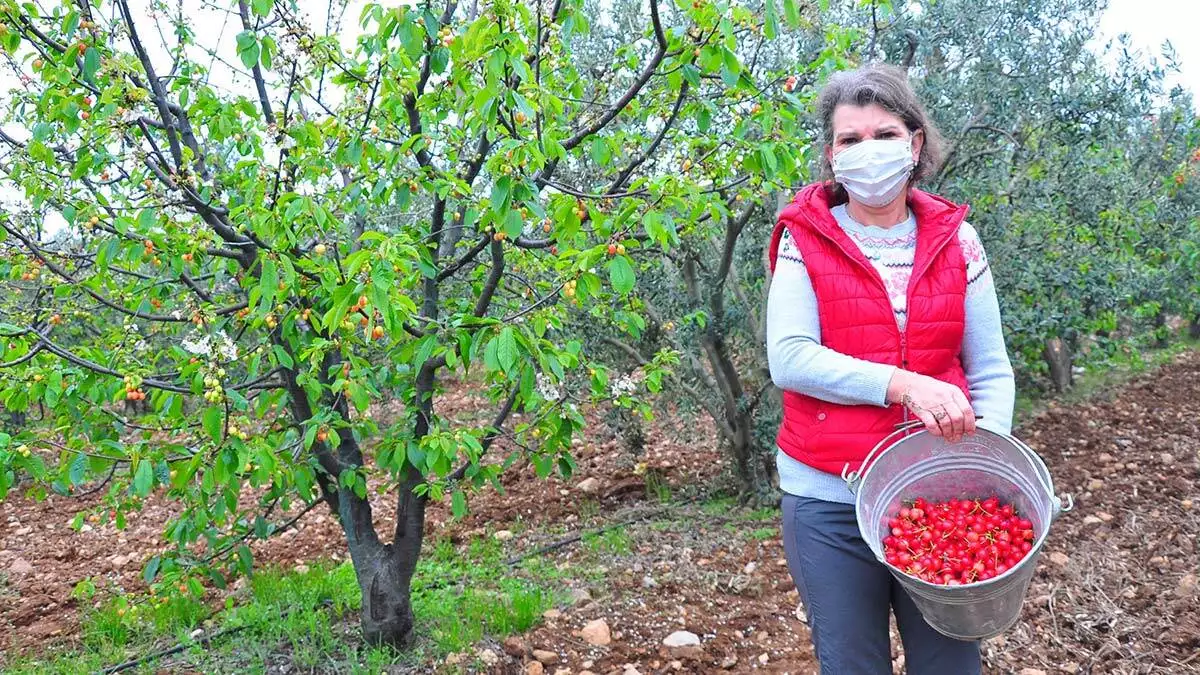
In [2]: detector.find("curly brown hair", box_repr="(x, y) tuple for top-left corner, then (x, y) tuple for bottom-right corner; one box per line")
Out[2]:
(816, 63), (945, 202)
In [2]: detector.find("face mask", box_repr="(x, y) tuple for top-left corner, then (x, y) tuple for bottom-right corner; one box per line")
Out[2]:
(831, 138), (916, 207)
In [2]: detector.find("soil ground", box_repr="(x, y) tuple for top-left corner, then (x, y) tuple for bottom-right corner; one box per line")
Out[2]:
(3, 352), (1199, 674)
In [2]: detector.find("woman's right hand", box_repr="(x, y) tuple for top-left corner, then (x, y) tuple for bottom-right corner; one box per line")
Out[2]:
(886, 370), (976, 442)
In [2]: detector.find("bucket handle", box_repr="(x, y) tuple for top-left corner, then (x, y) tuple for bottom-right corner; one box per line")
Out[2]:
(840, 419), (1076, 519)
(841, 421), (925, 494)
(1003, 433), (1075, 520)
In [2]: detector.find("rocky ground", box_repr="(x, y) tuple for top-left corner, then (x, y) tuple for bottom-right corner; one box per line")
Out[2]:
(3, 352), (1199, 674)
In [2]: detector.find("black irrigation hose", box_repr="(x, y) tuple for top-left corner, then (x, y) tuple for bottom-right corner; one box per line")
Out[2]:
(98, 624), (249, 674)
(97, 600), (335, 674)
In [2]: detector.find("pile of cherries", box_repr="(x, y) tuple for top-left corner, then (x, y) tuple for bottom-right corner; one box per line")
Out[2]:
(882, 496), (1036, 586)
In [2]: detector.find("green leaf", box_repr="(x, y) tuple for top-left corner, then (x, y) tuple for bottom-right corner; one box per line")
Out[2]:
(251, 0), (272, 17)
(764, 0), (780, 39)
(783, 0), (801, 26)
(272, 344), (293, 368)
(133, 459), (154, 496)
(237, 545), (253, 575)
(761, 145), (778, 176)
(720, 48), (741, 87)
(259, 257), (278, 308)
(82, 47), (100, 82)
(608, 256), (635, 294)
(143, 555), (162, 583)
(137, 208), (156, 231)
(502, 209), (524, 238)
(68, 453), (87, 485)
(203, 406), (223, 443)
(260, 35), (277, 69)
(497, 327), (519, 374)
(431, 47), (449, 74)
(451, 489), (467, 518)
(589, 137), (611, 166)
(491, 177), (512, 216)
(236, 32), (261, 71)
(398, 16), (424, 59)
(349, 381), (371, 412)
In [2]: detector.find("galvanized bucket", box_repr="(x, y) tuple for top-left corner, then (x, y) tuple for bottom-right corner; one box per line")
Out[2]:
(842, 422), (1073, 641)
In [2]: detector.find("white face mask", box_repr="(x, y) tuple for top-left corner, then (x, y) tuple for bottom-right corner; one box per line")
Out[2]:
(831, 138), (916, 207)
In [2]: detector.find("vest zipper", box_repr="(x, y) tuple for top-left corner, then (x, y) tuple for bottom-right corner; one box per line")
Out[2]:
(900, 331), (910, 427)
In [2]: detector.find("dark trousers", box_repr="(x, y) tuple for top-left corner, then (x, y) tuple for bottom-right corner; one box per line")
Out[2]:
(780, 494), (983, 675)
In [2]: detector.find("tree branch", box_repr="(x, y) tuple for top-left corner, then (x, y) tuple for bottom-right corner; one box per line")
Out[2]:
(237, 0), (276, 125)
(471, 241), (505, 318)
(600, 335), (735, 440)
(560, 0), (667, 152)
(607, 81), (688, 193)
(447, 383), (521, 483)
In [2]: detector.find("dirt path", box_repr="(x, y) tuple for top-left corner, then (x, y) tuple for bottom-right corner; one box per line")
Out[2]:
(495, 352), (1200, 674)
(3, 351), (1199, 674)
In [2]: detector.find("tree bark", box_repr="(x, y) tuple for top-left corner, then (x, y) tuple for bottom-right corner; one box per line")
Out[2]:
(1043, 336), (1072, 392)
(349, 465), (426, 647)
(702, 328), (774, 503)
(1190, 314), (1200, 340)
(354, 542), (417, 646)
(1153, 310), (1168, 348)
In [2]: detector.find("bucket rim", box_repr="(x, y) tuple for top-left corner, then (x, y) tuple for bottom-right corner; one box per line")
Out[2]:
(855, 428), (1059, 592)
(854, 428), (1057, 504)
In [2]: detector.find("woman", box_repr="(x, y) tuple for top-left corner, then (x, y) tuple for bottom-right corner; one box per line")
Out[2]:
(766, 63), (1015, 674)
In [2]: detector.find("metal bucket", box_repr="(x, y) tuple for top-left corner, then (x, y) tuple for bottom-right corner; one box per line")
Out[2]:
(841, 422), (1073, 641)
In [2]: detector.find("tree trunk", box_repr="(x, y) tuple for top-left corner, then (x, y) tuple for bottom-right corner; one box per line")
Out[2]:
(1190, 314), (1200, 340)
(346, 466), (426, 647)
(726, 411), (774, 505)
(1153, 310), (1168, 348)
(607, 405), (646, 456)
(1043, 336), (1072, 392)
(4, 409), (26, 432)
(356, 544), (417, 646)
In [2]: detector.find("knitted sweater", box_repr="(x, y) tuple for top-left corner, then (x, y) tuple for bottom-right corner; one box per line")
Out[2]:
(766, 204), (1015, 504)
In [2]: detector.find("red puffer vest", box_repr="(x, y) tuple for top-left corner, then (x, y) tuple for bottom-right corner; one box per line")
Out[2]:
(767, 183), (972, 475)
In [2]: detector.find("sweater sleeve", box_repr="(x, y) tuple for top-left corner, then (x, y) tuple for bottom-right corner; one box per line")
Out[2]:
(958, 222), (1016, 434)
(765, 231), (898, 407)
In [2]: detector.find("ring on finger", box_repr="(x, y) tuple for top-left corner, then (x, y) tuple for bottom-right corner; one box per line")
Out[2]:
(932, 407), (949, 421)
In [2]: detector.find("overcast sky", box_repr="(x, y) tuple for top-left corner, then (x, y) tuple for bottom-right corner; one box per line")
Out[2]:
(1097, 0), (1199, 104)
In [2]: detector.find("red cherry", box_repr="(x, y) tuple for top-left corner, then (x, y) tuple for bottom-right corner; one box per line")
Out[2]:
(884, 495), (1035, 586)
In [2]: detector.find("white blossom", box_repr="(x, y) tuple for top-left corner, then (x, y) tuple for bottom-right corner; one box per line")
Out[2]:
(181, 329), (238, 360)
(609, 374), (637, 397)
(214, 331), (238, 360)
(536, 372), (562, 401)
(181, 332), (211, 356)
